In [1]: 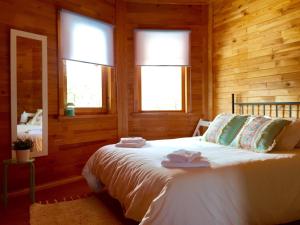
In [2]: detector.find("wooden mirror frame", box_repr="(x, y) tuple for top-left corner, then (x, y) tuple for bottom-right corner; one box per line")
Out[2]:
(10, 29), (48, 158)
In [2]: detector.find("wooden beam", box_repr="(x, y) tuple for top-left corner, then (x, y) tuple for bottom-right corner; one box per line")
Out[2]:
(207, 2), (214, 119)
(124, 0), (210, 5)
(115, 0), (129, 137)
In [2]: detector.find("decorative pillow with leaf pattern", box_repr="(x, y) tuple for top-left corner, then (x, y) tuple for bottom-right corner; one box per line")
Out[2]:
(231, 116), (291, 152)
(203, 113), (249, 145)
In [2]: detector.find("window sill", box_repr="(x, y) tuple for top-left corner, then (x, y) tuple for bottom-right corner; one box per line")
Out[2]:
(130, 111), (192, 117)
(57, 114), (116, 120)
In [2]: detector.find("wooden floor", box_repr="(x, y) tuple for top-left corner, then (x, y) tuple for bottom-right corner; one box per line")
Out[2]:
(0, 179), (137, 225)
(1, 178), (300, 225)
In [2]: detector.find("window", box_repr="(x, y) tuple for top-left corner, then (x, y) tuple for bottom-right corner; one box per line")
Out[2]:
(59, 9), (114, 114)
(141, 66), (183, 111)
(65, 60), (104, 108)
(135, 30), (190, 112)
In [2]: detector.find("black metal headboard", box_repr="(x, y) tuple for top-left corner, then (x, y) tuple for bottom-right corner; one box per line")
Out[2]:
(232, 94), (300, 118)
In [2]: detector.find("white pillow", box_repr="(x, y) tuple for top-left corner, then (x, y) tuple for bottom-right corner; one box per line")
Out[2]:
(20, 111), (29, 124)
(275, 119), (300, 150)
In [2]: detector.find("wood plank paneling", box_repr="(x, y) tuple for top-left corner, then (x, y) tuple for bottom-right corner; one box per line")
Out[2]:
(0, 0), (117, 192)
(115, 0), (129, 137)
(0, 0), (208, 193)
(124, 2), (209, 139)
(213, 0), (300, 114)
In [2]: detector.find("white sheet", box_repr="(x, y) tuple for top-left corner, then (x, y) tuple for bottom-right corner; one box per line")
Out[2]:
(17, 124), (42, 152)
(83, 137), (300, 225)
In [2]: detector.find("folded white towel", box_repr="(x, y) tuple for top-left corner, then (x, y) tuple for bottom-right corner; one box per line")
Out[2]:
(161, 158), (210, 168)
(120, 137), (146, 144)
(167, 149), (202, 163)
(115, 141), (145, 148)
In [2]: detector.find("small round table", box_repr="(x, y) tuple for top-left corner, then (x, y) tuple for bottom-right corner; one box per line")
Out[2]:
(2, 158), (35, 208)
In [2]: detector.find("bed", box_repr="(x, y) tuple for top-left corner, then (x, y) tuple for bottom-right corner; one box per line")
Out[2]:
(82, 96), (300, 225)
(17, 124), (42, 152)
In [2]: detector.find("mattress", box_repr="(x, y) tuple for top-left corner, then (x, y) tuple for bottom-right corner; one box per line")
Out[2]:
(17, 124), (42, 152)
(82, 137), (300, 225)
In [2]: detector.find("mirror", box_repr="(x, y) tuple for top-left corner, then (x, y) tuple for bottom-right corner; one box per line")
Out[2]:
(11, 29), (48, 158)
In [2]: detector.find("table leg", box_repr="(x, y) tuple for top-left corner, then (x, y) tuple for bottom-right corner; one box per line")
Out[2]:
(3, 163), (8, 208)
(30, 162), (35, 203)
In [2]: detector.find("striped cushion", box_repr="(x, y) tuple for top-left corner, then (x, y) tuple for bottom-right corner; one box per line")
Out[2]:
(232, 116), (291, 152)
(204, 113), (248, 145)
(218, 115), (249, 145)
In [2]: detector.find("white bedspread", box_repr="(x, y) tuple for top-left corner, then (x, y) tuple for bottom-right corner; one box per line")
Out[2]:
(17, 124), (42, 152)
(82, 137), (300, 225)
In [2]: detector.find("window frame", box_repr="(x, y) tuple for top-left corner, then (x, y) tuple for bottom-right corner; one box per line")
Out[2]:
(58, 9), (116, 116)
(133, 27), (192, 114)
(134, 66), (191, 113)
(62, 60), (109, 114)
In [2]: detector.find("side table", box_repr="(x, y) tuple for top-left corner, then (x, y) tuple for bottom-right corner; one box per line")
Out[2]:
(2, 158), (35, 208)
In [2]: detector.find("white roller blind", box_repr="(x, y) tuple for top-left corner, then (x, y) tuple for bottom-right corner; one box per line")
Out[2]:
(60, 9), (114, 66)
(135, 30), (190, 66)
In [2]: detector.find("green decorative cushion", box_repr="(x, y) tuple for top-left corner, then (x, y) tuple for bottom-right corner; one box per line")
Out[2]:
(256, 119), (291, 151)
(218, 115), (249, 145)
(231, 116), (291, 152)
(204, 113), (249, 145)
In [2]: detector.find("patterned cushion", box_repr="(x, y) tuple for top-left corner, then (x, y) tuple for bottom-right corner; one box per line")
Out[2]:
(204, 113), (248, 145)
(232, 116), (291, 152)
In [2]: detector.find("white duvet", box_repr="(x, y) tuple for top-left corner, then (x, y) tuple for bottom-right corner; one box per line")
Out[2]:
(82, 137), (300, 225)
(17, 124), (42, 152)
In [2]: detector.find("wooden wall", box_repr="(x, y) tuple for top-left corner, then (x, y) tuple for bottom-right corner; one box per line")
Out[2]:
(17, 37), (42, 117)
(0, 0), (208, 192)
(124, 2), (209, 139)
(0, 0), (117, 192)
(213, 0), (300, 114)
